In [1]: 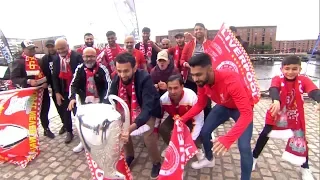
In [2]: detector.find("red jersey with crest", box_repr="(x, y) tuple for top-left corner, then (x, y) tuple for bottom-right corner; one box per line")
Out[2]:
(180, 70), (254, 148)
(161, 88), (204, 140)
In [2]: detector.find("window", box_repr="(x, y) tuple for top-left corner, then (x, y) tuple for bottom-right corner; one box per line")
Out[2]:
(262, 37), (265, 41)
(270, 37), (272, 41)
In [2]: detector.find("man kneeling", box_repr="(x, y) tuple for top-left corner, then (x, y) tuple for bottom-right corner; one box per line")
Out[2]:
(159, 74), (206, 162)
(67, 47), (111, 153)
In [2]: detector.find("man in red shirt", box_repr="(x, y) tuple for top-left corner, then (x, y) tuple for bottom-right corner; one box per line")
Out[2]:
(167, 33), (185, 70)
(98, 31), (124, 75)
(76, 33), (101, 55)
(179, 53), (254, 180)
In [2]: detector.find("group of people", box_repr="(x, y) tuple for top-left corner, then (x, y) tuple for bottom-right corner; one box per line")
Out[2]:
(9, 22), (320, 180)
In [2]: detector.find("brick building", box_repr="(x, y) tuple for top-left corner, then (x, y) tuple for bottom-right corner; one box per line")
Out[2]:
(155, 25), (319, 53)
(274, 39), (319, 53)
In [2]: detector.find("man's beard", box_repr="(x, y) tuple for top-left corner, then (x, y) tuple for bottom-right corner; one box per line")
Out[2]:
(195, 75), (209, 87)
(85, 42), (94, 47)
(121, 75), (134, 85)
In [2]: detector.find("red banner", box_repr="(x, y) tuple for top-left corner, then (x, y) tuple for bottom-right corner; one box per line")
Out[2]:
(0, 87), (43, 167)
(210, 24), (261, 104)
(158, 119), (198, 180)
(85, 150), (132, 180)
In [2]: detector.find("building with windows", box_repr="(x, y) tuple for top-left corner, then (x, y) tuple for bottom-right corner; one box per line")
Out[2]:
(155, 26), (319, 53)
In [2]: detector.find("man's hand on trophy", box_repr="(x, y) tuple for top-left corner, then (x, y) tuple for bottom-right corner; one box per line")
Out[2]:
(67, 99), (76, 111)
(120, 130), (129, 144)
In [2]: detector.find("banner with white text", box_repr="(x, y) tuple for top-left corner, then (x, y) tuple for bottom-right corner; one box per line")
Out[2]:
(0, 87), (43, 168)
(211, 24), (261, 104)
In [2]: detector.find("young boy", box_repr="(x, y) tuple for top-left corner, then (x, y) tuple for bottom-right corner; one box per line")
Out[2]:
(252, 55), (320, 180)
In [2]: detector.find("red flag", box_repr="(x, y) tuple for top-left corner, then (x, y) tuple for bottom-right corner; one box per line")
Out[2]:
(209, 23), (261, 104)
(85, 149), (133, 180)
(158, 119), (198, 180)
(0, 87), (43, 167)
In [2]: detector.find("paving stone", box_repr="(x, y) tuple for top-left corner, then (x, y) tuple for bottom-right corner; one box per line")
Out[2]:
(0, 98), (318, 179)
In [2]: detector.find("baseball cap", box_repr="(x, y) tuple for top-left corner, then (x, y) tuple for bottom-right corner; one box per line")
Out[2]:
(157, 50), (169, 61)
(45, 40), (55, 47)
(174, 33), (184, 38)
(21, 40), (38, 49)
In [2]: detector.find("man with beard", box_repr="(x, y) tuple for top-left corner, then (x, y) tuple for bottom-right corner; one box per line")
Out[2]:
(68, 47), (111, 153)
(167, 33), (186, 78)
(124, 35), (147, 71)
(158, 74), (204, 161)
(76, 33), (101, 55)
(52, 38), (83, 143)
(42, 40), (64, 120)
(11, 40), (54, 138)
(160, 38), (171, 49)
(97, 31), (124, 75)
(230, 26), (249, 52)
(135, 27), (161, 71)
(109, 52), (162, 179)
(179, 53), (254, 180)
(180, 23), (212, 119)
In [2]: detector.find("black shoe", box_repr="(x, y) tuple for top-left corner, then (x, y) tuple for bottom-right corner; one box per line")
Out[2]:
(150, 162), (161, 179)
(59, 126), (66, 135)
(64, 132), (74, 144)
(44, 129), (55, 139)
(126, 156), (134, 167)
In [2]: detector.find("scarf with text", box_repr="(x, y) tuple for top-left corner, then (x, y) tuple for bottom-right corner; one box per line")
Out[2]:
(101, 44), (123, 73)
(22, 54), (47, 84)
(59, 50), (73, 92)
(266, 74), (307, 165)
(158, 115), (197, 180)
(84, 64), (100, 104)
(117, 78), (141, 124)
(173, 45), (188, 81)
(139, 42), (152, 59)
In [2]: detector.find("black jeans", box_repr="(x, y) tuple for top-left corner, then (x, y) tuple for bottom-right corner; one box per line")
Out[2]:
(51, 90), (64, 121)
(253, 125), (309, 168)
(40, 88), (50, 129)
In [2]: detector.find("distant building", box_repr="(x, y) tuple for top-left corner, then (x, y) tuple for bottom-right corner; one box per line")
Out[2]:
(156, 25), (320, 53)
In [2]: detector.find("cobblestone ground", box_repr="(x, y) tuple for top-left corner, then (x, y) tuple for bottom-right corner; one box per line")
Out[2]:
(0, 98), (319, 180)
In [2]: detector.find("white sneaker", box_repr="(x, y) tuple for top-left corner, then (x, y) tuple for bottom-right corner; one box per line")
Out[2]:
(73, 142), (84, 153)
(301, 168), (314, 180)
(252, 158), (258, 171)
(161, 147), (168, 157)
(191, 158), (215, 169)
(195, 149), (205, 161)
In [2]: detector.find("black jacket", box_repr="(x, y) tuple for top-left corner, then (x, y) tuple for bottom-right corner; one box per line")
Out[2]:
(52, 50), (83, 95)
(69, 63), (111, 104)
(41, 53), (59, 87)
(10, 56), (46, 88)
(108, 69), (162, 128)
(236, 36), (249, 52)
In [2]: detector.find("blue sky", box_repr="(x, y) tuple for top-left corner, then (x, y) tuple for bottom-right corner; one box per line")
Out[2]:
(0, 0), (319, 46)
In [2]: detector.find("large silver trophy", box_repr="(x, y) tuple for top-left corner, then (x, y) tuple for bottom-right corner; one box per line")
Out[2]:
(74, 95), (130, 179)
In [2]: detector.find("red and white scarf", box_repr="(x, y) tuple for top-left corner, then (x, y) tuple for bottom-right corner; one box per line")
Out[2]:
(84, 64), (100, 104)
(139, 42), (152, 59)
(173, 45), (188, 81)
(117, 78), (141, 124)
(22, 53), (47, 84)
(58, 50), (73, 92)
(97, 44), (123, 73)
(266, 74), (307, 165)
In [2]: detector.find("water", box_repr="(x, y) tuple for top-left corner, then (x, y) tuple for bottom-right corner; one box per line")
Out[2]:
(253, 59), (320, 91)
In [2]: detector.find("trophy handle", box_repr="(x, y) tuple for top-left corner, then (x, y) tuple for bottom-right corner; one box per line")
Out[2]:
(108, 95), (130, 131)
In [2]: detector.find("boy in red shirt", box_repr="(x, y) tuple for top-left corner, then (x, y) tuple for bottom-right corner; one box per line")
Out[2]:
(179, 53), (254, 180)
(252, 55), (320, 180)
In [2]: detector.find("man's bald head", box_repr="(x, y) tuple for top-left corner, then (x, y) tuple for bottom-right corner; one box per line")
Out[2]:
(55, 38), (69, 57)
(161, 38), (170, 49)
(124, 35), (135, 51)
(82, 47), (97, 68)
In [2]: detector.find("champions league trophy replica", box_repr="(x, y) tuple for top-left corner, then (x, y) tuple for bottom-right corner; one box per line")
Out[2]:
(74, 95), (131, 179)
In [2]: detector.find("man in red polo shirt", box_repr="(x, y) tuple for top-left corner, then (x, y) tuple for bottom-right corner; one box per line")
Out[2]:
(179, 53), (254, 180)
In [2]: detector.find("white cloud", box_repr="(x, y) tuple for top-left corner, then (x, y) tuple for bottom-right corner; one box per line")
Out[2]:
(0, 0), (319, 47)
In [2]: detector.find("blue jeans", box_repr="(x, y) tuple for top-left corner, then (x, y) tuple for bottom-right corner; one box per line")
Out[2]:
(200, 104), (253, 180)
